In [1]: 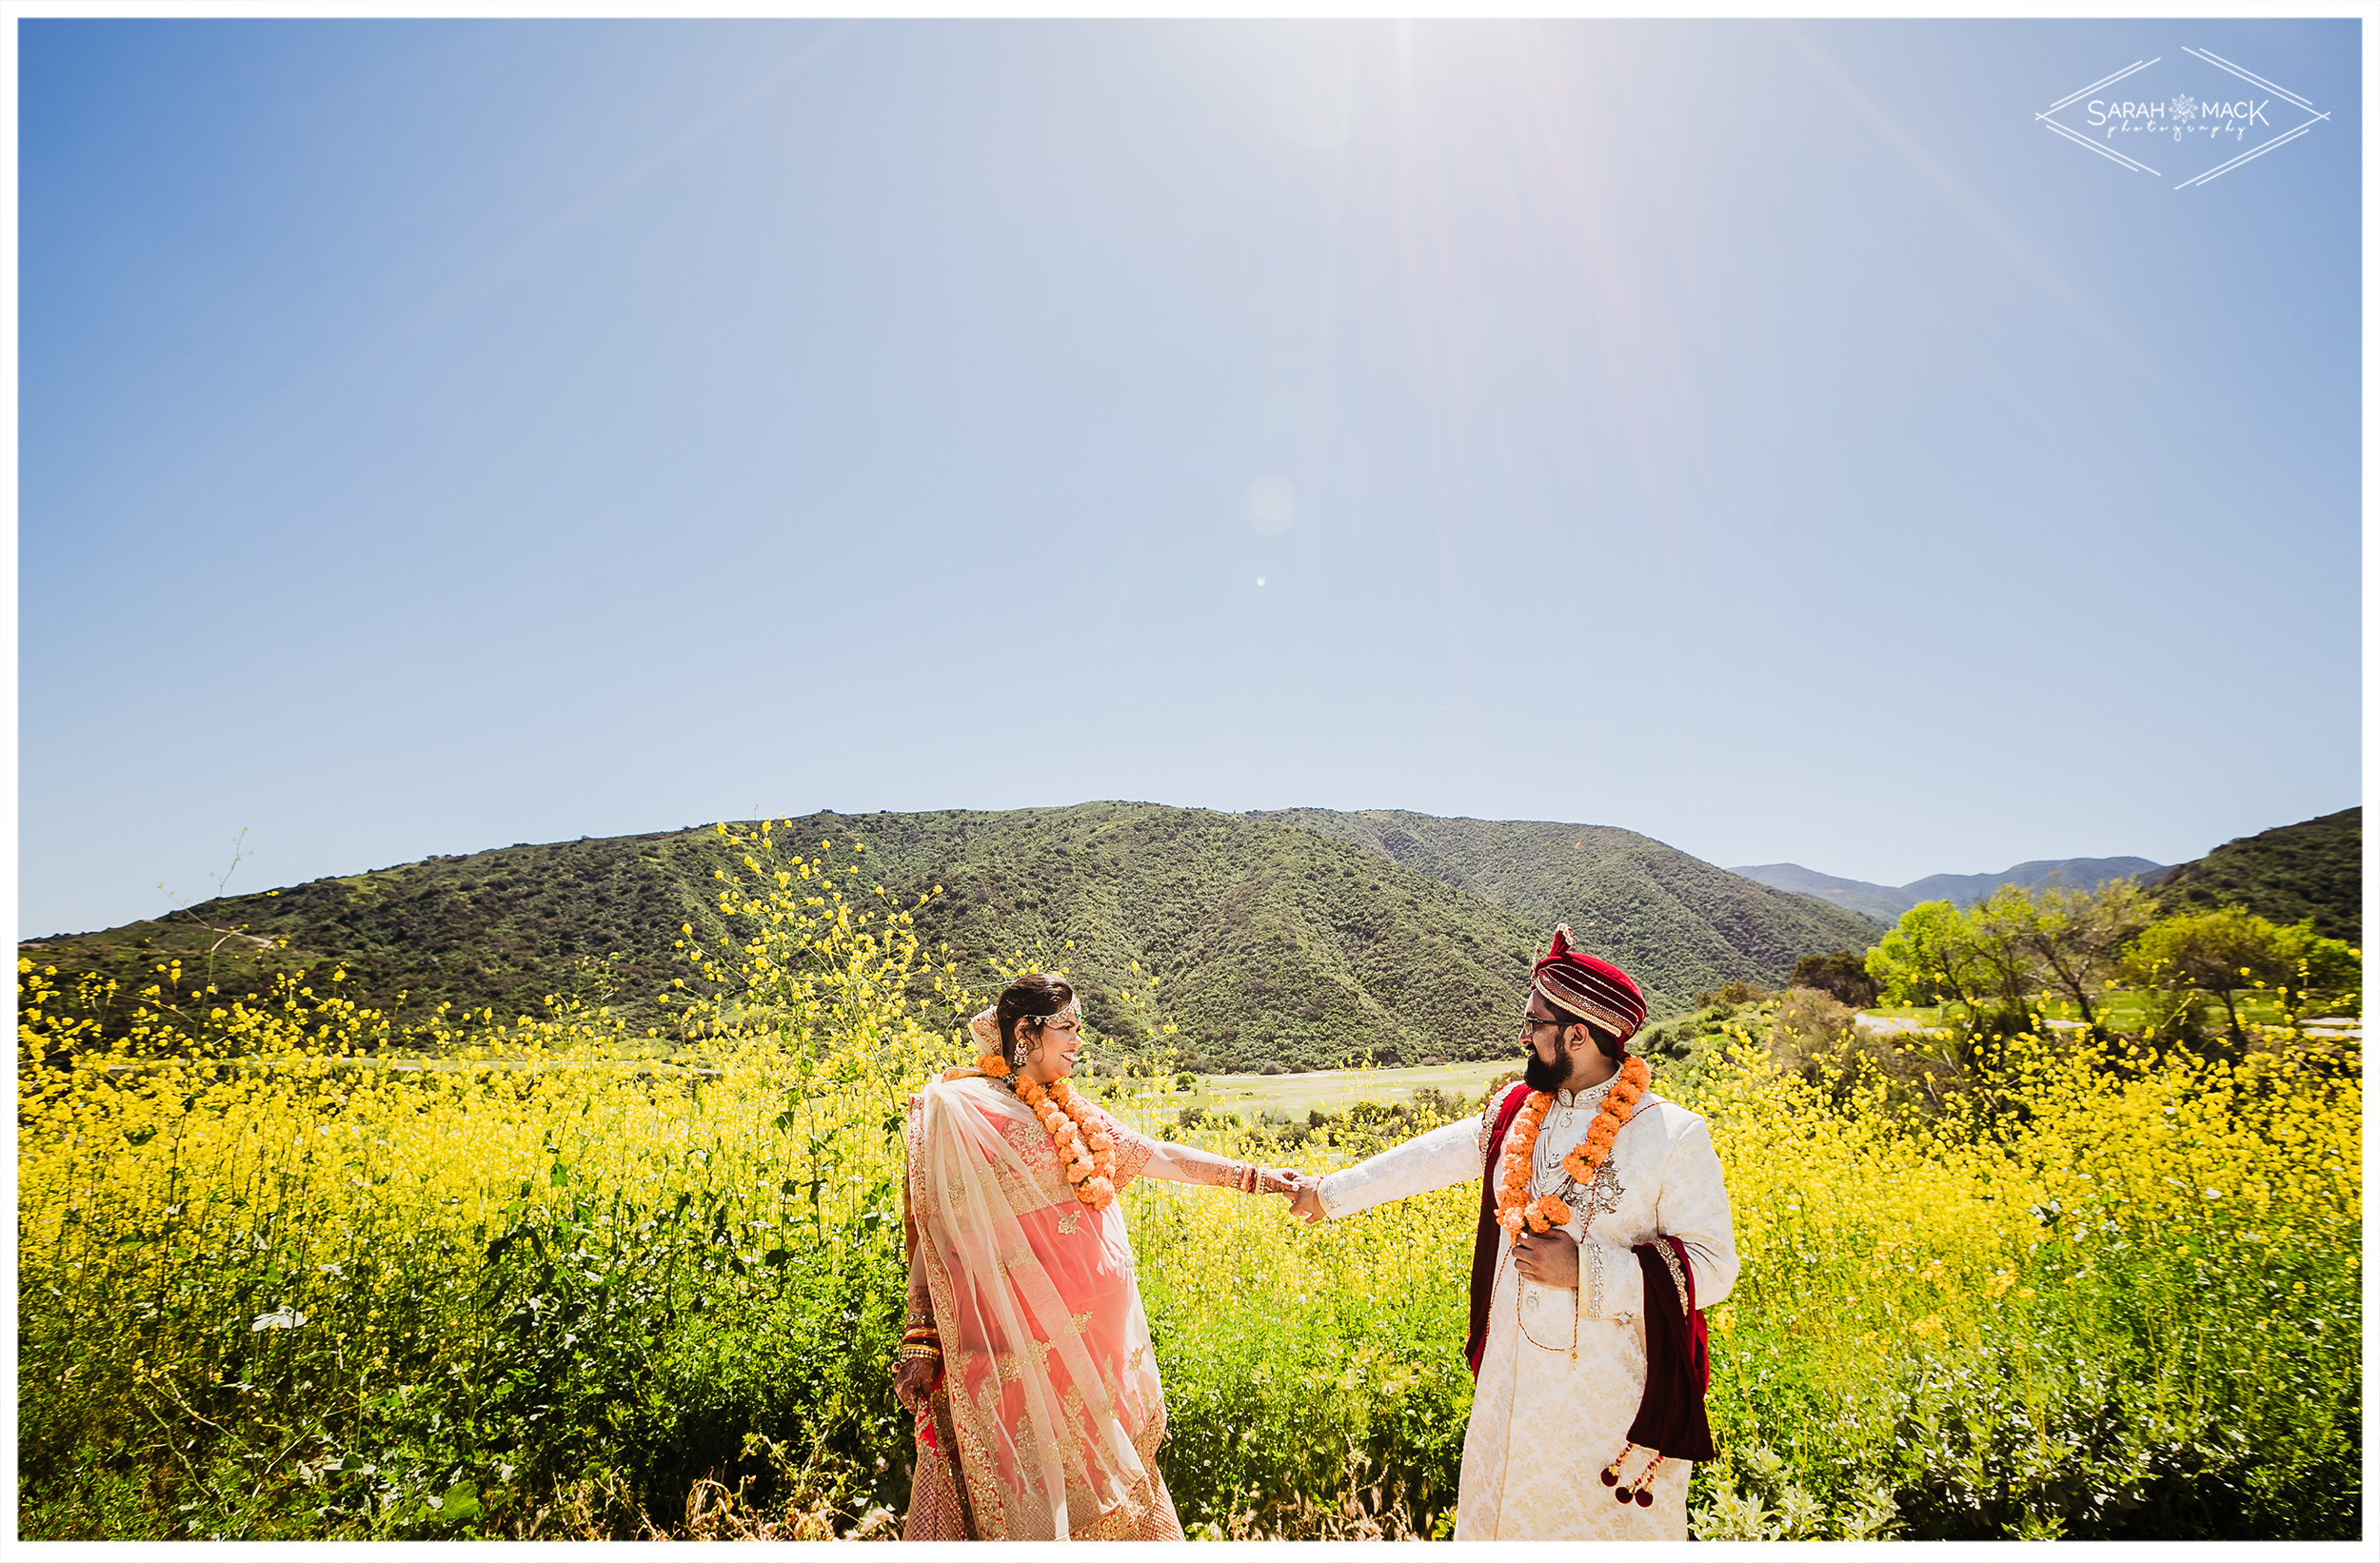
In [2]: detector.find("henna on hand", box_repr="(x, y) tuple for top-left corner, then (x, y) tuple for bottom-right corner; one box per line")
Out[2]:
(1172, 1149), (1245, 1188)
(893, 1355), (940, 1414)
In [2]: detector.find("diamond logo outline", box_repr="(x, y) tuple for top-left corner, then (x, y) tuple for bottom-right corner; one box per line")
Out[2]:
(2035, 48), (2330, 190)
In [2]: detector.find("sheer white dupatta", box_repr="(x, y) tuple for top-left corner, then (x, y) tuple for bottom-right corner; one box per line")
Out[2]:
(905, 1073), (1156, 1539)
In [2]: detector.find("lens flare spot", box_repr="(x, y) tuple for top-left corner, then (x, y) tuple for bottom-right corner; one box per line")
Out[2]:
(1246, 475), (1297, 536)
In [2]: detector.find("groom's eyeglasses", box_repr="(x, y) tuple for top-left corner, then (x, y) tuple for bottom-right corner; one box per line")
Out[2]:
(1516, 1014), (1565, 1039)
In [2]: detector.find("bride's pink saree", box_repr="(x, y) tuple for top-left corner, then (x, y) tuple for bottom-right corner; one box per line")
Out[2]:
(902, 1072), (1182, 1540)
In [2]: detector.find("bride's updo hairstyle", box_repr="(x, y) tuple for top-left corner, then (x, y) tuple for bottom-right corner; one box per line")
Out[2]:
(998, 973), (1077, 1065)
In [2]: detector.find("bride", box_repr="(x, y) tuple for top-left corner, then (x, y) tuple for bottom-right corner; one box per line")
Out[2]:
(894, 973), (1300, 1539)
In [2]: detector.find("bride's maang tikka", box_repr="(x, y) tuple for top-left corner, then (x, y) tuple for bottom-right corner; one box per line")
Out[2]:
(965, 999), (1081, 1053)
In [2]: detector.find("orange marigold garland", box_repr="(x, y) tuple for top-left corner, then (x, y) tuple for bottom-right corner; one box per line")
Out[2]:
(1497, 1054), (1654, 1236)
(1016, 1074), (1120, 1210)
(939, 1007), (1119, 1209)
(1495, 1092), (1560, 1235)
(1559, 1054), (1652, 1188)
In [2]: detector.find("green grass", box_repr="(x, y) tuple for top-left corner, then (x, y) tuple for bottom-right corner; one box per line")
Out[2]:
(1174, 1058), (1517, 1119)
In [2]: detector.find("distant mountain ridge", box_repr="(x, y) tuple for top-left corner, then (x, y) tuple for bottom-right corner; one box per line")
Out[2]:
(2153, 807), (2359, 943)
(1730, 856), (2170, 922)
(28, 802), (1881, 1074)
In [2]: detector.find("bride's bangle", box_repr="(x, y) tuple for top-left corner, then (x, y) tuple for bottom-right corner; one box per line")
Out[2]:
(1236, 1162), (1259, 1195)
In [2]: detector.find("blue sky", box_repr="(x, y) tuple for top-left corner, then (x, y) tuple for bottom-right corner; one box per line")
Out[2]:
(19, 18), (2362, 936)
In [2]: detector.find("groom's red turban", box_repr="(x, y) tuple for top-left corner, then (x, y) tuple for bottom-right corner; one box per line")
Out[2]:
(1532, 924), (1646, 1046)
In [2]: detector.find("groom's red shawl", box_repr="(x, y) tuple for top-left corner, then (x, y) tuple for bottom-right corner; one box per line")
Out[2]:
(1465, 1083), (1533, 1375)
(1467, 1084), (1717, 1464)
(1628, 1234), (1717, 1460)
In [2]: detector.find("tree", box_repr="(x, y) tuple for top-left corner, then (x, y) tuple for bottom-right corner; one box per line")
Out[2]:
(1865, 900), (1992, 1009)
(1868, 882), (2158, 1032)
(1965, 886), (2047, 1019)
(2270, 920), (2360, 1016)
(2123, 906), (2294, 1044)
(2018, 881), (2153, 1029)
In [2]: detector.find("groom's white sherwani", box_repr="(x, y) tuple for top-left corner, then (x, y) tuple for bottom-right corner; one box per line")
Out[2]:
(1318, 1073), (1738, 1540)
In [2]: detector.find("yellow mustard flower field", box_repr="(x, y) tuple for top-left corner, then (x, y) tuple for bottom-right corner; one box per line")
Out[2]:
(17, 827), (2362, 1539)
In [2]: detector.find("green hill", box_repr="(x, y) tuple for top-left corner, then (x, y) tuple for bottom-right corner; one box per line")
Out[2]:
(21, 829), (739, 1048)
(1252, 808), (1886, 1001)
(814, 804), (1542, 1072)
(26, 802), (1890, 1073)
(2153, 807), (2361, 943)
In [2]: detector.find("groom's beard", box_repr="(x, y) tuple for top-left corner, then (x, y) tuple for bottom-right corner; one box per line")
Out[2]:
(1522, 1045), (1574, 1094)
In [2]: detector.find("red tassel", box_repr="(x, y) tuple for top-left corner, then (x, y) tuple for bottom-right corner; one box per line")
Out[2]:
(1635, 1452), (1665, 1506)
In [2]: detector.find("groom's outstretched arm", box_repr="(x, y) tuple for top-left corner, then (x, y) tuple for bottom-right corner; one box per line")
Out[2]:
(1302, 1114), (1484, 1222)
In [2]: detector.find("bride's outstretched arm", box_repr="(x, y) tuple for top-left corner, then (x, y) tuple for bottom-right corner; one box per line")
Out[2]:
(1138, 1136), (1301, 1194)
(1081, 1101), (1296, 1193)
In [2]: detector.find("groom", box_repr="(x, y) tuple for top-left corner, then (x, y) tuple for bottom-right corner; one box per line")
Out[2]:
(1287, 928), (1738, 1539)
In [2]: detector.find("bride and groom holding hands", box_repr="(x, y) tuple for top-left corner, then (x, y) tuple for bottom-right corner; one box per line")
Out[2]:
(892, 928), (1739, 1540)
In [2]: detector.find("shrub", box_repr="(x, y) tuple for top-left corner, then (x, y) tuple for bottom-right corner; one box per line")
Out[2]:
(1789, 950), (1882, 1009)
